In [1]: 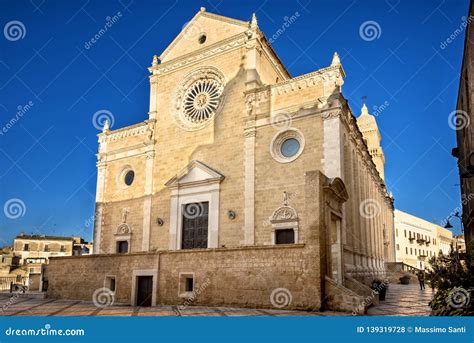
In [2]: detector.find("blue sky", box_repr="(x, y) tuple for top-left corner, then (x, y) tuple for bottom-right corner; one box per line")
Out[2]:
(0, 0), (469, 245)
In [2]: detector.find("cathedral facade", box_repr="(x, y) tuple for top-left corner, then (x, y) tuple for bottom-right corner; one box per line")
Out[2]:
(46, 9), (395, 312)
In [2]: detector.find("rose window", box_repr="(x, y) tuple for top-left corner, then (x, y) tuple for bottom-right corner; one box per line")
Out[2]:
(173, 67), (226, 131)
(182, 79), (222, 124)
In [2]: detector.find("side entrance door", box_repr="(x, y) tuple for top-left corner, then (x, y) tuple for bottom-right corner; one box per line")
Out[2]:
(136, 276), (153, 307)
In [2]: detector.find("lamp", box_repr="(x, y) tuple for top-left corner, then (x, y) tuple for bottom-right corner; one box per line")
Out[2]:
(444, 220), (453, 229)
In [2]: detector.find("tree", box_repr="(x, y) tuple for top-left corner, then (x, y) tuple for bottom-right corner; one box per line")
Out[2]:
(426, 250), (474, 316)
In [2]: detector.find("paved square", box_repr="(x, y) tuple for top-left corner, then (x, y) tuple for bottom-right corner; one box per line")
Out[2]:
(0, 283), (432, 316)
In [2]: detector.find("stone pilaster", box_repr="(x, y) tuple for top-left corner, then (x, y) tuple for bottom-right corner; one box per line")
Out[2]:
(243, 125), (256, 245)
(93, 131), (108, 254)
(141, 124), (156, 251)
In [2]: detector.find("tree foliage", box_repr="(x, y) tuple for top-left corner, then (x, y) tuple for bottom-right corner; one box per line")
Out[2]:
(426, 251), (474, 316)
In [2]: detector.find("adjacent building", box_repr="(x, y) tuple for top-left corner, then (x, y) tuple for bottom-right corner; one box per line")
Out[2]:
(0, 247), (27, 291)
(452, 0), (473, 251)
(394, 209), (454, 270)
(45, 9), (395, 312)
(12, 234), (92, 290)
(455, 234), (467, 253)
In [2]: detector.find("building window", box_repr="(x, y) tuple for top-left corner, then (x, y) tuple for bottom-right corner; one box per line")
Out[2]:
(124, 170), (135, 186)
(406, 247), (408, 254)
(185, 277), (194, 292)
(182, 77), (224, 127)
(116, 241), (129, 254)
(181, 202), (209, 249)
(396, 244), (400, 250)
(178, 272), (195, 298)
(396, 229), (398, 237)
(105, 276), (116, 292)
(275, 229), (295, 245)
(23, 244), (29, 251)
(404, 230), (406, 237)
(410, 248), (412, 255)
(60, 245), (66, 252)
(270, 128), (305, 163)
(198, 34), (207, 44)
(281, 138), (300, 158)
(44, 244), (49, 252)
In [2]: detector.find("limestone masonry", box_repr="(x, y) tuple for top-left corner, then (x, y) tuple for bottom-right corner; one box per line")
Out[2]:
(45, 8), (396, 313)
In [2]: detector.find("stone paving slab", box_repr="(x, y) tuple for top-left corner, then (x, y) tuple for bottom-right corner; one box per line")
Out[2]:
(0, 283), (433, 316)
(367, 283), (432, 316)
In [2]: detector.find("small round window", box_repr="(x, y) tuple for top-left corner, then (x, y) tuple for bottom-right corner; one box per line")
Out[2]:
(270, 128), (305, 163)
(124, 170), (135, 186)
(199, 34), (207, 44)
(281, 138), (300, 158)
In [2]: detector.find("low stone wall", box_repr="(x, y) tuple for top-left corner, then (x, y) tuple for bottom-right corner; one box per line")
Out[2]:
(46, 252), (159, 304)
(324, 276), (364, 314)
(45, 244), (323, 310)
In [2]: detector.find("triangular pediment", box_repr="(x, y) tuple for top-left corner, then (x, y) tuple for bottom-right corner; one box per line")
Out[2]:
(159, 8), (249, 62)
(165, 160), (225, 188)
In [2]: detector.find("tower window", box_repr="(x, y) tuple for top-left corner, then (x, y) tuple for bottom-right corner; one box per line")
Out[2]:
(198, 34), (206, 44)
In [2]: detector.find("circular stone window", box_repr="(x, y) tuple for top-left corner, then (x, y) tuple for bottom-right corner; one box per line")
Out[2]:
(198, 34), (207, 44)
(281, 138), (300, 158)
(173, 67), (226, 131)
(270, 129), (305, 163)
(124, 170), (135, 186)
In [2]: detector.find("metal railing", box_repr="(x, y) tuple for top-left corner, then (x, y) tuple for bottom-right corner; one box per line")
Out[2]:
(400, 263), (420, 274)
(0, 276), (27, 291)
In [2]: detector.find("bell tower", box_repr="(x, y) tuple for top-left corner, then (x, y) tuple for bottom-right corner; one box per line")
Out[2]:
(357, 104), (385, 180)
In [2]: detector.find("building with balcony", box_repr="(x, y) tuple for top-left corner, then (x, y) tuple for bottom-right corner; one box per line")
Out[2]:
(394, 209), (454, 270)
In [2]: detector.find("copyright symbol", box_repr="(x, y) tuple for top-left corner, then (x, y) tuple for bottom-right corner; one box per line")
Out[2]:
(407, 326), (413, 333)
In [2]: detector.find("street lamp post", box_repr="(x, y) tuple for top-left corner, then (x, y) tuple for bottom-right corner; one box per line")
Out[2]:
(444, 211), (464, 260)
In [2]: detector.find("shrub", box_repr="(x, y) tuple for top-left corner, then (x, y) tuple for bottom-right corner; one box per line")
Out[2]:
(426, 251), (474, 316)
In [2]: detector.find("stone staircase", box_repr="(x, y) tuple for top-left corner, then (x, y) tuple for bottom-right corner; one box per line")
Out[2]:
(385, 262), (420, 284)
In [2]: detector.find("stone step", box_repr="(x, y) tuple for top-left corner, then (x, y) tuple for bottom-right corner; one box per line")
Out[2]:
(0, 291), (46, 299)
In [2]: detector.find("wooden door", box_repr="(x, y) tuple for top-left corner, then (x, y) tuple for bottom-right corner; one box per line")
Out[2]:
(182, 202), (209, 249)
(136, 276), (153, 307)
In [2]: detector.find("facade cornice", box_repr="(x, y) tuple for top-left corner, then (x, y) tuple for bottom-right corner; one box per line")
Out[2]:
(246, 64), (345, 100)
(150, 33), (248, 77)
(97, 144), (154, 164)
(149, 30), (291, 81)
(98, 121), (149, 144)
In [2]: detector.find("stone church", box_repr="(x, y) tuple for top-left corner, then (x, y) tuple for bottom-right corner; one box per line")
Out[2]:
(45, 8), (395, 312)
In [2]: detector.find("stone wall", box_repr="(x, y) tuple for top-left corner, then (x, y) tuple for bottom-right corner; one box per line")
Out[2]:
(45, 244), (324, 310)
